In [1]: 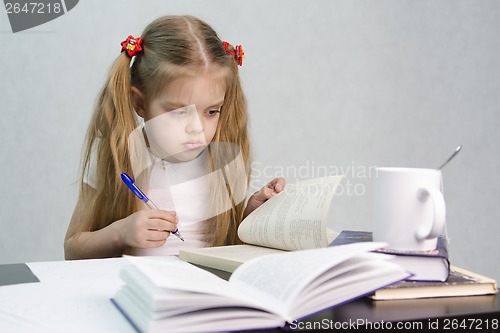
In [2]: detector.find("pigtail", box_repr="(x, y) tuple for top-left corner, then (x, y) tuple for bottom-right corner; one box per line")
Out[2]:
(79, 53), (139, 236)
(204, 53), (251, 247)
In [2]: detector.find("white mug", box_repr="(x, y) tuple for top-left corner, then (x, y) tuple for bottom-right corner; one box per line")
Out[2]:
(373, 167), (446, 251)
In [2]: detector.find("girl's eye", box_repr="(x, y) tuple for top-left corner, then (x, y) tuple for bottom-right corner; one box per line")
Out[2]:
(207, 109), (221, 116)
(170, 109), (188, 116)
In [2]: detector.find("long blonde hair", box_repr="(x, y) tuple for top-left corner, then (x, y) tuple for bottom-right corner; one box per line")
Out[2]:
(78, 15), (250, 250)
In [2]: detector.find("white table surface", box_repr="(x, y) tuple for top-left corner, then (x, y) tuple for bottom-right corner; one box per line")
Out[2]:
(0, 258), (137, 333)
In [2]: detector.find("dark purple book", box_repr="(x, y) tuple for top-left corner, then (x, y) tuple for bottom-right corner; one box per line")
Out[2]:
(331, 230), (450, 282)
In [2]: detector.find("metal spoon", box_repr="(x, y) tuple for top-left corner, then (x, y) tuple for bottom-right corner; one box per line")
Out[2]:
(438, 145), (462, 170)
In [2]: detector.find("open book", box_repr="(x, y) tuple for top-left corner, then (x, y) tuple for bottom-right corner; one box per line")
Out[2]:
(113, 242), (409, 333)
(179, 176), (343, 272)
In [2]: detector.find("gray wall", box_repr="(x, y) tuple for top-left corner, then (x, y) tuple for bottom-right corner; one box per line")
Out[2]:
(1, 0), (499, 282)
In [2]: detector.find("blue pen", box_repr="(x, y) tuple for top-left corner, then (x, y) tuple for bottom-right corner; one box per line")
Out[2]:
(121, 172), (185, 242)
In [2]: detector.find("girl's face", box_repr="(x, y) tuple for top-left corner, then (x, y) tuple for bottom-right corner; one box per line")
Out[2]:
(137, 71), (226, 163)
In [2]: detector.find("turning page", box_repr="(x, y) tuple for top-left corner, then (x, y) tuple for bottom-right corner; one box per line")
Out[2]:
(237, 176), (343, 251)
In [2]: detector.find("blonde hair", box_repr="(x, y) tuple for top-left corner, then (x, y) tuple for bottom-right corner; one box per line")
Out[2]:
(78, 15), (250, 252)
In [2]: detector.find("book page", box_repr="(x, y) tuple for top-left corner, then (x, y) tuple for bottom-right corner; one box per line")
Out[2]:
(179, 245), (286, 273)
(180, 229), (339, 273)
(194, 245), (285, 261)
(119, 256), (276, 315)
(238, 176), (343, 251)
(229, 242), (393, 320)
(123, 256), (235, 296)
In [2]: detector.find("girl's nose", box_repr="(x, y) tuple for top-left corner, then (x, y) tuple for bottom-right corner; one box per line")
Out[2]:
(186, 111), (203, 134)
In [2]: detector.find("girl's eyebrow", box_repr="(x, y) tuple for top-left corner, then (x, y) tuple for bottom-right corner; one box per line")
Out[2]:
(162, 101), (189, 109)
(207, 100), (225, 109)
(162, 100), (225, 110)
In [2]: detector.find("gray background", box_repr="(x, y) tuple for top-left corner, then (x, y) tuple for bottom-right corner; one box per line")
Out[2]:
(1, 0), (499, 283)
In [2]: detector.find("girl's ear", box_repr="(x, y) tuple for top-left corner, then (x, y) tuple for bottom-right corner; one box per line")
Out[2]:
(131, 86), (147, 118)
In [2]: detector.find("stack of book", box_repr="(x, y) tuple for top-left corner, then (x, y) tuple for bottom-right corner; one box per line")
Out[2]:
(178, 176), (497, 302)
(180, 229), (498, 301)
(331, 230), (498, 300)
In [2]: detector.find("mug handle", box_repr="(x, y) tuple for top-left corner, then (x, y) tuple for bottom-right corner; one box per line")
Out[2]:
(415, 187), (446, 240)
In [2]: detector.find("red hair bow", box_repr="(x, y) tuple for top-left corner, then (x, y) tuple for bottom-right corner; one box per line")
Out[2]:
(120, 35), (143, 57)
(223, 41), (244, 66)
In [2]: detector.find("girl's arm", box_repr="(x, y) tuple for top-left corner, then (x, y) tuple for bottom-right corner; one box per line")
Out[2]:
(243, 177), (286, 219)
(64, 184), (178, 260)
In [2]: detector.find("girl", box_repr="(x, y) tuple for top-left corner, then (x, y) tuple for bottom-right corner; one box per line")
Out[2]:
(64, 15), (285, 260)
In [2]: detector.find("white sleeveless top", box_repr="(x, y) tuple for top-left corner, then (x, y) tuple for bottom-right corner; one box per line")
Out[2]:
(84, 149), (212, 256)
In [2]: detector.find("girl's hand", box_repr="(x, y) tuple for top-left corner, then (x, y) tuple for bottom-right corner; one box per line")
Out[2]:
(243, 177), (286, 219)
(117, 210), (178, 249)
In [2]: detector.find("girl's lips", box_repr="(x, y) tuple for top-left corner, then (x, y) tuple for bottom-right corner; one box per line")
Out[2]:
(184, 142), (202, 149)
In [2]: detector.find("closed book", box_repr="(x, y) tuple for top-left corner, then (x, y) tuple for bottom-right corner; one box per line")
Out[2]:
(331, 230), (450, 282)
(370, 265), (498, 300)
